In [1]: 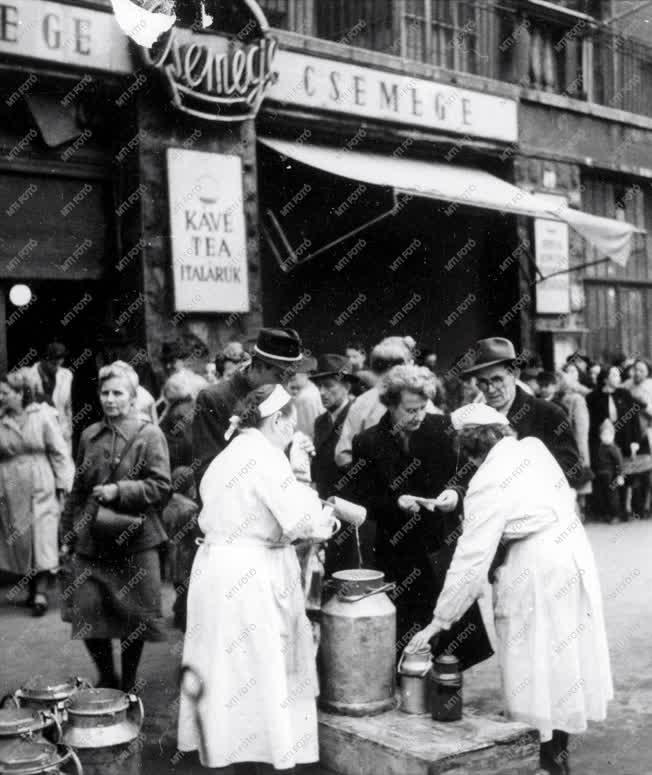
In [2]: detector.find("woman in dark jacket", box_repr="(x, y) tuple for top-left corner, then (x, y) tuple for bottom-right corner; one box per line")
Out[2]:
(61, 361), (171, 691)
(587, 365), (647, 519)
(349, 365), (492, 668)
(587, 365), (646, 459)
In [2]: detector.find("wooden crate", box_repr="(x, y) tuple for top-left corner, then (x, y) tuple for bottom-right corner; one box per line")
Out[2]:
(319, 706), (540, 775)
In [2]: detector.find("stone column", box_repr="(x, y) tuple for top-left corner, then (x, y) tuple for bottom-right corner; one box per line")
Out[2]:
(133, 92), (263, 375)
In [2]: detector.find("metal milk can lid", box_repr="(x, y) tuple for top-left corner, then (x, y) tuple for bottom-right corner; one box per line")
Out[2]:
(331, 568), (386, 598)
(16, 677), (81, 702)
(67, 689), (129, 715)
(0, 709), (47, 737)
(0, 738), (60, 771)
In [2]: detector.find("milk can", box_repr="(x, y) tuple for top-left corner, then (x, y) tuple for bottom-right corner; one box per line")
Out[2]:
(0, 738), (82, 774)
(397, 647), (432, 714)
(429, 654), (463, 721)
(5, 678), (91, 723)
(319, 569), (396, 716)
(0, 708), (62, 746)
(62, 688), (144, 775)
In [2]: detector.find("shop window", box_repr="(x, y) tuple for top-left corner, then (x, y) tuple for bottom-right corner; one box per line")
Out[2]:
(580, 174), (648, 282)
(401, 0), (483, 73)
(315, 0), (394, 53)
(258, 0), (291, 29)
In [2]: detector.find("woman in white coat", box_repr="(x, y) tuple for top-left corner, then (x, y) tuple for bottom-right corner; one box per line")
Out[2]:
(177, 384), (338, 773)
(407, 404), (612, 775)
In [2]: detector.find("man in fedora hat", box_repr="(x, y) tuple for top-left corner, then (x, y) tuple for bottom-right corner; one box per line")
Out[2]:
(310, 355), (358, 501)
(192, 327), (304, 487)
(463, 337), (582, 487)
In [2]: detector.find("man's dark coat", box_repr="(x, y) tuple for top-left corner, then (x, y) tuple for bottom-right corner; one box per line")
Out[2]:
(507, 386), (582, 487)
(311, 402), (352, 500)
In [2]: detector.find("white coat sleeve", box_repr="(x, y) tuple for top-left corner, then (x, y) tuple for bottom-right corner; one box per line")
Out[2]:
(432, 477), (507, 630)
(42, 407), (74, 492)
(257, 449), (324, 541)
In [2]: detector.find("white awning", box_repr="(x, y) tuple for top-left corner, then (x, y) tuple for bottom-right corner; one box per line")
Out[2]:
(260, 137), (639, 267)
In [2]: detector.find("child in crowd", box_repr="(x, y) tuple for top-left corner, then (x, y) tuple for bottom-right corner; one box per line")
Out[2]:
(593, 419), (625, 524)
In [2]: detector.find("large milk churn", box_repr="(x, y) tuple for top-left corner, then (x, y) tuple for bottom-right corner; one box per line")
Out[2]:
(0, 708), (62, 746)
(319, 569), (396, 716)
(6, 678), (91, 723)
(0, 738), (82, 775)
(62, 688), (144, 775)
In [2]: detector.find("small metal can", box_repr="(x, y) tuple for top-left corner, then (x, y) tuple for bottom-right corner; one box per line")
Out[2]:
(429, 654), (463, 722)
(398, 647), (432, 714)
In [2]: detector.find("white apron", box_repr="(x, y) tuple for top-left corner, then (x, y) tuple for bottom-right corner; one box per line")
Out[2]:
(177, 540), (318, 768)
(493, 516), (613, 741)
(433, 436), (613, 742)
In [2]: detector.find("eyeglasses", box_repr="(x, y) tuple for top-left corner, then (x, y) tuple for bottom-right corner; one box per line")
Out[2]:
(476, 375), (507, 391)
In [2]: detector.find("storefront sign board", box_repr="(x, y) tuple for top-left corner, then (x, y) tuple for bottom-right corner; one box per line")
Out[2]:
(167, 149), (249, 313)
(0, 0), (131, 73)
(267, 50), (518, 143)
(535, 194), (570, 315)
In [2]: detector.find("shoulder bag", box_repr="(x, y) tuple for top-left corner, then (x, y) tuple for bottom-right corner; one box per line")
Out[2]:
(92, 422), (148, 546)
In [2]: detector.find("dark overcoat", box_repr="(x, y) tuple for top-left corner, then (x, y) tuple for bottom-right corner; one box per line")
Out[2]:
(311, 402), (352, 500)
(350, 413), (493, 669)
(507, 386), (583, 487)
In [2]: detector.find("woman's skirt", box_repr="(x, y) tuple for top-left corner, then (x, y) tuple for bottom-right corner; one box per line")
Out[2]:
(493, 517), (613, 742)
(177, 541), (318, 770)
(68, 550), (166, 641)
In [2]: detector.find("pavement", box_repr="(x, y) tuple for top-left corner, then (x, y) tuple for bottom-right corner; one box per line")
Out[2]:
(1, 520), (651, 774)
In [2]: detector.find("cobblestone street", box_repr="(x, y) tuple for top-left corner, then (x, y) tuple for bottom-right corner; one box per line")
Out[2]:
(1, 520), (650, 774)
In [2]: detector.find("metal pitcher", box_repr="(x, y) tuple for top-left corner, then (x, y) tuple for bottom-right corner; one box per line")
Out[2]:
(398, 647), (432, 714)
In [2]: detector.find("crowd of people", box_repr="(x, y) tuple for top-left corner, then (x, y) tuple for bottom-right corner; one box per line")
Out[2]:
(0, 328), (621, 774)
(464, 351), (652, 525)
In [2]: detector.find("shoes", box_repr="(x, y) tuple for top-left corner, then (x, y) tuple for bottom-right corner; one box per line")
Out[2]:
(31, 593), (48, 617)
(609, 517), (620, 525)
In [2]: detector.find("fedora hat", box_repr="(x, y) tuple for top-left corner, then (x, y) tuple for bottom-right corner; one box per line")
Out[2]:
(462, 337), (517, 376)
(252, 327), (302, 367)
(311, 353), (359, 383)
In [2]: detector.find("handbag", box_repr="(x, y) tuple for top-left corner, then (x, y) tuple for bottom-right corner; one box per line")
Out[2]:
(91, 423), (148, 546)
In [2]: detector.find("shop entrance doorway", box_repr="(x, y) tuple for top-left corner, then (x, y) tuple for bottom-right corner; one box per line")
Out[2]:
(0, 280), (104, 374)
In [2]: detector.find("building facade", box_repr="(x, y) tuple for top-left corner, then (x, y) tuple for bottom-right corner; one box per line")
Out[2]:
(0, 0), (649, 382)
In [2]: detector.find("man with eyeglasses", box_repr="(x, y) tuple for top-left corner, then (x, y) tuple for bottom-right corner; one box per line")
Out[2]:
(462, 337), (582, 488)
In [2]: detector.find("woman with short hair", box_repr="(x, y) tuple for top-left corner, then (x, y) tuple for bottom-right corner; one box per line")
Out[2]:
(350, 365), (493, 668)
(177, 383), (338, 772)
(408, 404), (612, 775)
(0, 368), (73, 615)
(61, 360), (171, 690)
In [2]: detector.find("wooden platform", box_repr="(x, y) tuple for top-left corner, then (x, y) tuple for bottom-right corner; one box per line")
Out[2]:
(318, 706), (540, 775)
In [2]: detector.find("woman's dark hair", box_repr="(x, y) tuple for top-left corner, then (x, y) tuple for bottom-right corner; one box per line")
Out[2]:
(235, 384), (293, 430)
(596, 365), (622, 391)
(458, 423), (515, 462)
